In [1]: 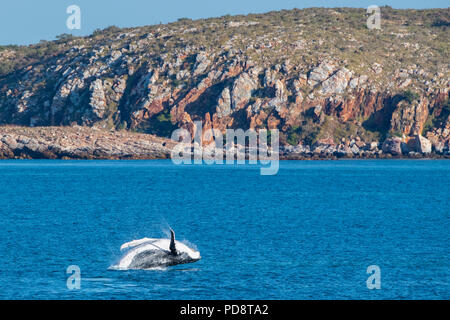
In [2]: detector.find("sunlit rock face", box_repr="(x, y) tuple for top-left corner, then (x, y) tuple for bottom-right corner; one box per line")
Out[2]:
(0, 8), (448, 154)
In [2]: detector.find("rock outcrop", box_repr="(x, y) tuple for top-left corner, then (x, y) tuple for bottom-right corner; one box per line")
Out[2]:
(415, 135), (432, 154)
(0, 7), (449, 159)
(0, 126), (174, 159)
(382, 137), (406, 156)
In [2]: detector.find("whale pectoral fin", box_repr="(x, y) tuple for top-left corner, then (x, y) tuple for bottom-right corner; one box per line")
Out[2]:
(120, 238), (153, 251)
(169, 228), (178, 256)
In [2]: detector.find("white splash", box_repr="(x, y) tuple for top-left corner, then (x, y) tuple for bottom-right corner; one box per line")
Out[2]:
(110, 238), (201, 270)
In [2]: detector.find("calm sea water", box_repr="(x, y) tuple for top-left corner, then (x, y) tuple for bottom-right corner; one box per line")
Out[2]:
(0, 160), (448, 300)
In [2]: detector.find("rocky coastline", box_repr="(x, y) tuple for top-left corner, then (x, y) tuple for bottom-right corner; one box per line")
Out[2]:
(0, 126), (175, 160)
(1, 8), (449, 157)
(1, 126), (448, 160)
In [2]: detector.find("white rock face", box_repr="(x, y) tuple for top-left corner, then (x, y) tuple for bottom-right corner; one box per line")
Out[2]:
(193, 52), (211, 76)
(308, 61), (335, 86)
(269, 80), (288, 111)
(89, 79), (107, 119)
(319, 68), (352, 95)
(216, 87), (232, 118)
(415, 135), (432, 154)
(231, 72), (257, 111)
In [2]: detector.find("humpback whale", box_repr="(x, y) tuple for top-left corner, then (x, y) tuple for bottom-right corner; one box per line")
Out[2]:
(112, 229), (201, 270)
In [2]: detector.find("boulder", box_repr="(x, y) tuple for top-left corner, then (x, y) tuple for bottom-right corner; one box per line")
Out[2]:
(193, 52), (211, 76)
(414, 135), (432, 154)
(231, 72), (257, 111)
(215, 87), (232, 118)
(433, 141), (445, 154)
(401, 142), (410, 155)
(336, 144), (353, 157)
(369, 141), (379, 151)
(308, 61), (335, 86)
(350, 144), (360, 155)
(268, 80), (288, 111)
(355, 140), (366, 149)
(382, 137), (407, 156)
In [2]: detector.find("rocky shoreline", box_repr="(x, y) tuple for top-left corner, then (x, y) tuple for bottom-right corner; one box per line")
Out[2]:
(1, 8), (449, 161)
(279, 134), (450, 160)
(0, 126), (448, 160)
(0, 126), (175, 160)
(280, 151), (450, 160)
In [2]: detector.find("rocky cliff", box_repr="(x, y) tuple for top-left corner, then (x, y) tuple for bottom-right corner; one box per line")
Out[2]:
(0, 7), (449, 158)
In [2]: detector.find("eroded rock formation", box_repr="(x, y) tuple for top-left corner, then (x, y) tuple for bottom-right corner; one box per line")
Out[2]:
(0, 8), (449, 158)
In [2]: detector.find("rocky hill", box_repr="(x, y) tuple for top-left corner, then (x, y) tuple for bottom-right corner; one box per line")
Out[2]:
(0, 7), (449, 158)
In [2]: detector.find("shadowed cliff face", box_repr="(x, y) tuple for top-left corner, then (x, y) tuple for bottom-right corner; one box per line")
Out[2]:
(0, 7), (449, 152)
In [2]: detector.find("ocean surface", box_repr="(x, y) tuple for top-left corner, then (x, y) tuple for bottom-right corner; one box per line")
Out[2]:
(0, 160), (448, 300)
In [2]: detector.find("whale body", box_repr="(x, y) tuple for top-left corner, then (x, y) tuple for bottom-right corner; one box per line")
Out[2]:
(112, 230), (201, 270)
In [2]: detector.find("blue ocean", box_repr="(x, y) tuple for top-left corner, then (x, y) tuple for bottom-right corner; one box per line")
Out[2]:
(0, 160), (448, 300)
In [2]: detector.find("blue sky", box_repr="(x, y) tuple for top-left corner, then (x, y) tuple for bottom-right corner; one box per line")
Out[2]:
(0, 0), (448, 45)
